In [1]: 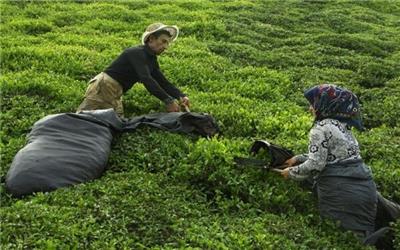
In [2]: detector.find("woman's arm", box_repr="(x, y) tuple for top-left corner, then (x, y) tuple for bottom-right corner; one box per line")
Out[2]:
(288, 126), (329, 180)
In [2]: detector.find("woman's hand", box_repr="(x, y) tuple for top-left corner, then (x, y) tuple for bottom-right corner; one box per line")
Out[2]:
(271, 167), (292, 179)
(280, 167), (291, 179)
(282, 157), (297, 168)
(277, 157), (297, 179)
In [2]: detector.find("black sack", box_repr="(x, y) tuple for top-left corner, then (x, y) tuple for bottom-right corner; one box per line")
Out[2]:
(5, 109), (220, 197)
(250, 140), (294, 168)
(375, 192), (400, 229)
(235, 140), (295, 170)
(123, 112), (219, 137)
(363, 192), (400, 249)
(5, 109), (123, 198)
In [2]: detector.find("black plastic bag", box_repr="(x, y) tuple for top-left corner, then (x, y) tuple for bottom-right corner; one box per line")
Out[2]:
(5, 110), (123, 197)
(235, 140), (294, 170)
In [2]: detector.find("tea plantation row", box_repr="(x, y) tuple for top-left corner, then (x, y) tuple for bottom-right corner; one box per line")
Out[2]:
(1, 1), (399, 249)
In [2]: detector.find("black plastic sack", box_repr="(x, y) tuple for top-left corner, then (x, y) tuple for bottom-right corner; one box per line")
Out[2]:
(362, 192), (400, 248)
(250, 140), (294, 167)
(375, 192), (400, 228)
(5, 110), (123, 197)
(5, 109), (219, 197)
(124, 112), (219, 137)
(235, 140), (294, 170)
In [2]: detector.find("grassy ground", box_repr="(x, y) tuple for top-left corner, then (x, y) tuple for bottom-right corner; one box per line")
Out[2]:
(1, 0), (399, 249)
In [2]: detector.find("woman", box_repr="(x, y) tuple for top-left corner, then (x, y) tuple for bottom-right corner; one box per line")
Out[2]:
(280, 84), (377, 239)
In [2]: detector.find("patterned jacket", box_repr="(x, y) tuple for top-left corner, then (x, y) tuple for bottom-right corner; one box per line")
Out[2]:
(289, 118), (369, 180)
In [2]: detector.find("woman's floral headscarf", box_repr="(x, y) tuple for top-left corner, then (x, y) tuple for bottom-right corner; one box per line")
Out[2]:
(304, 84), (365, 131)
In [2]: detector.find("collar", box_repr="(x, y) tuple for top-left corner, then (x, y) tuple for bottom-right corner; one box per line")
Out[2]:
(143, 44), (156, 57)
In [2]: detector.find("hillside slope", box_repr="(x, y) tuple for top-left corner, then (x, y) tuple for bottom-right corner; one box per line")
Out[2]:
(1, 1), (399, 249)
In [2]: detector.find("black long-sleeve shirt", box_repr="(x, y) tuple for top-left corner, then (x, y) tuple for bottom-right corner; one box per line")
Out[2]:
(104, 45), (185, 104)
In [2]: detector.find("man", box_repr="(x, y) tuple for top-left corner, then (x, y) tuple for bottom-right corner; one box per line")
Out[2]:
(77, 23), (190, 116)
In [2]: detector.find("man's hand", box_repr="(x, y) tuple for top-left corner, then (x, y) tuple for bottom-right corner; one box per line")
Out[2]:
(180, 96), (190, 108)
(166, 101), (180, 112)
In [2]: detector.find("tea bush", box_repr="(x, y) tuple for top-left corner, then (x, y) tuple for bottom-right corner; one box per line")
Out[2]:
(1, 0), (399, 249)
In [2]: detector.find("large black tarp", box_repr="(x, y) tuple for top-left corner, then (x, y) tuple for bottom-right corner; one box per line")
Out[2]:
(5, 109), (219, 197)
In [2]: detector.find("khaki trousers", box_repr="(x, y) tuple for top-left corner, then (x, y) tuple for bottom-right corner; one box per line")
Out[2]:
(77, 72), (124, 116)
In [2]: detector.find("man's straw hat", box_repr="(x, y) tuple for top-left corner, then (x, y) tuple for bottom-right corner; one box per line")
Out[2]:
(141, 23), (179, 45)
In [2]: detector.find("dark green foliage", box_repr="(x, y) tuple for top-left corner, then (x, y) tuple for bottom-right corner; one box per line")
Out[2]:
(1, 0), (399, 249)
(360, 86), (400, 128)
(10, 19), (53, 35)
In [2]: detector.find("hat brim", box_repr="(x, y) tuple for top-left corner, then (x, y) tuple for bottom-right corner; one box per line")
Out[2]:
(141, 25), (179, 45)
